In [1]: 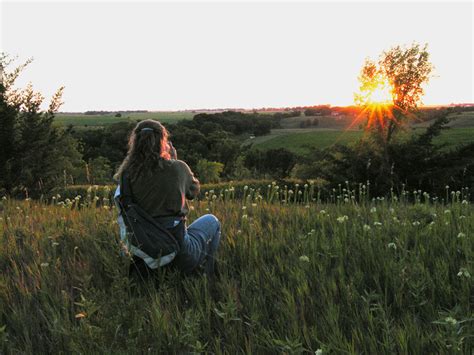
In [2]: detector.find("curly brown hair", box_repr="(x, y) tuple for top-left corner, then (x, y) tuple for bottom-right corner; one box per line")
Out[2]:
(114, 119), (171, 182)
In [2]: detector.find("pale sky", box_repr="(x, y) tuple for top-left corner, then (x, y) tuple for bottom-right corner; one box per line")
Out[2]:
(1, 0), (473, 111)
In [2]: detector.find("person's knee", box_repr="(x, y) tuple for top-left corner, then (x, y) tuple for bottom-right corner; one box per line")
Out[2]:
(203, 214), (220, 228)
(203, 214), (221, 240)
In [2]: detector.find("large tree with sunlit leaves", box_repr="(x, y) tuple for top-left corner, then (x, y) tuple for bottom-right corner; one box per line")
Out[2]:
(354, 43), (433, 143)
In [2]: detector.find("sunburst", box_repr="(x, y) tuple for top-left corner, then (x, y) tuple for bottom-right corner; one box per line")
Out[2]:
(353, 76), (398, 129)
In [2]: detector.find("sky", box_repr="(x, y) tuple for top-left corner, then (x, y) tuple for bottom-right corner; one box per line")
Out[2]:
(1, 0), (473, 112)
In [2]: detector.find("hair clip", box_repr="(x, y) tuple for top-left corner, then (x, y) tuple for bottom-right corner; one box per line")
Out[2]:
(140, 128), (154, 132)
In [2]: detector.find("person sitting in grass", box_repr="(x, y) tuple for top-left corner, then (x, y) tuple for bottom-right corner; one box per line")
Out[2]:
(114, 119), (221, 279)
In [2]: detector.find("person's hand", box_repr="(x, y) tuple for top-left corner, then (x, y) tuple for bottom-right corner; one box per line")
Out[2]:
(168, 141), (177, 160)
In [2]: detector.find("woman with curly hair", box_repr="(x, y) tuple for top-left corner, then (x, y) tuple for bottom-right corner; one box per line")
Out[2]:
(114, 119), (221, 278)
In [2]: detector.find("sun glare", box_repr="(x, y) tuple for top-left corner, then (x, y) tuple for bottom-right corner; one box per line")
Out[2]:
(352, 76), (396, 130)
(368, 79), (392, 105)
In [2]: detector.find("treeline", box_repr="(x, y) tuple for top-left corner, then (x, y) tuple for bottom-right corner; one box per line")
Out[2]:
(83, 110), (148, 115)
(1, 57), (472, 199)
(293, 115), (474, 196)
(1, 83), (473, 199)
(69, 111), (295, 184)
(64, 108), (474, 199)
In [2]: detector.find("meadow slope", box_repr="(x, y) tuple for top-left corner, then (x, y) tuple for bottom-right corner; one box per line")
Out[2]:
(0, 190), (472, 353)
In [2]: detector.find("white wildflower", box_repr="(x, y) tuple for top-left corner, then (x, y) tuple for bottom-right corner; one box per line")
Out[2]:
(337, 215), (349, 223)
(363, 224), (371, 231)
(299, 255), (310, 263)
(457, 232), (466, 239)
(457, 268), (470, 278)
(445, 316), (457, 325)
(387, 242), (397, 250)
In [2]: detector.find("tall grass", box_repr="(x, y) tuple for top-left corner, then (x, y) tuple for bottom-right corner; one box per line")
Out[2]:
(0, 187), (472, 353)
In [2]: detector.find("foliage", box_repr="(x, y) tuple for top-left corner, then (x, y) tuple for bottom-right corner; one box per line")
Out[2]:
(68, 111), (283, 181)
(0, 191), (472, 353)
(380, 43), (433, 112)
(244, 148), (297, 179)
(304, 106), (331, 116)
(355, 43), (434, 142)
(188, 111), (280, 136)
(85, 157), (113, 185)
(292, 115), (474, 198)
(195, 159), (224, 184)
(0, 55), (84, 196)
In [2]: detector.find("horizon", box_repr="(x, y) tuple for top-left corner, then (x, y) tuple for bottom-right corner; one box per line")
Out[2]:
(57, 102), (474, 114)
(2, 1), (473, 111)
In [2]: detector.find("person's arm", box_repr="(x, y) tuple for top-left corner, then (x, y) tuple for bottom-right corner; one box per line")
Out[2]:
(182, 162), (200, 200)
(168, 141), (177, 160)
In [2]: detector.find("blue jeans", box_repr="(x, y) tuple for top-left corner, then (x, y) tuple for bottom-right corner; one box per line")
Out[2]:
(159, 214), (221, 274)
(115, 184), (221, 275)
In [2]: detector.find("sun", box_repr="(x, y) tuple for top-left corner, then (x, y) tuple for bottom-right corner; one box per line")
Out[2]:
(352, 75), (396, 130)
(367, 78), (392, 106)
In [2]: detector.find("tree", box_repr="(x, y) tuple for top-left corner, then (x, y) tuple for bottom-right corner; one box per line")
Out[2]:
(352, 43), (434, 188)
(0, 56), (20, 192)
(355, 43), (433, 143)
(244, 148), (296, 179)
(304, 108), (318, 116)
(0, 54), (83, 196)
(195, 159), (224, 183)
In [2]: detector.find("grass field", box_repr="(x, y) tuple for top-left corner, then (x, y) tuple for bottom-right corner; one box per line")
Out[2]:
(0, 186), (472, 353)
(414, 111), (474, 128)
(248, 129), (363, 154)
(54, 111), (195, 127)
(249, 127), (474, 155)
